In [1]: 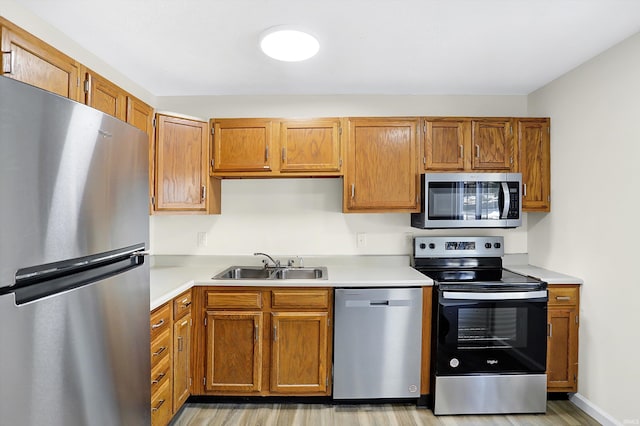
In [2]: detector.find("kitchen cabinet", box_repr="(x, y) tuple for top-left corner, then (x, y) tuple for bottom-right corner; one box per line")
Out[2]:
(422, 118), (467, 171)
(210, 118), (343, 176)
(126, 96), (156, 213)
(547, 285), (580, 392)
(172, 291), (192, 412)
(470, 118), (514, 170)
(81, 67), (126, 120)
(517, 118), (551, 212)
(150, 302), (173, 426)
(194, 287), (333, 396)
(0, 18), (81, 101)
(344, 117), (420, 212)
(155, 113), (221, 214)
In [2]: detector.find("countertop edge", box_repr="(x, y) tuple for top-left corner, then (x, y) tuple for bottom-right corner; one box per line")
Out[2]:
(505, 265), (584, 285)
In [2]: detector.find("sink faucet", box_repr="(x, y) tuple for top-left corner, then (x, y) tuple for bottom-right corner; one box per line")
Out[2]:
(254, 252), (280, 268)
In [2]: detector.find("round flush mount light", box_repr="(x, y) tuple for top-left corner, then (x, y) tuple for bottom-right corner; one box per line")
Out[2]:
(259, 26), (319, 62)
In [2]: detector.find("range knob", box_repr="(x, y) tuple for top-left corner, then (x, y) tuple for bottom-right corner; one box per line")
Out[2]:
(429, 243), (436, 249)
(419, 243), (426, 249)
(485, 242), (492, 249)
(494, 242), (501, 249)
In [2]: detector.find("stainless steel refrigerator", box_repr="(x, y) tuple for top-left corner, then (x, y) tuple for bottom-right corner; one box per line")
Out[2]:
(0, 76), (151, 425)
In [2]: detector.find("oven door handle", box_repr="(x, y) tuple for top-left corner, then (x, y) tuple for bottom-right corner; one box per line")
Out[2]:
(442, 290), (547, 301)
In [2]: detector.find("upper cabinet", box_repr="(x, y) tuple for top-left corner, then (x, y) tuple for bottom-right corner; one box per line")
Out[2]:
(517, 118), (551, 212)
(210, 118), (343, 177)
(344, 117), (419, 212)
(126, 96), (155, 213)
(155, 113), (220, 214)
(82, 67), (127, 120)
(0, 18), (80, 101)
(422, 118), (515, 172)
(470, 118), (514, 170)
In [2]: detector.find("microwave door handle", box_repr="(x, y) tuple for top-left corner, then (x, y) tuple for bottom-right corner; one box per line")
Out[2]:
(501, 182), (510, 219)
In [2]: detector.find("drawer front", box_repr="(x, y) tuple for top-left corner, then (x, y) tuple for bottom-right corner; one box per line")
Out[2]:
(150, 303), (172, 340)
(151, 328), (171, 369)
(151, 354), (172, 397)
(548, 285), (579, 306)
(206, 290), (262, 309)
(151, 380), (172, 426)
(174, 289), (192, 319)
(271, 289), (330, 310)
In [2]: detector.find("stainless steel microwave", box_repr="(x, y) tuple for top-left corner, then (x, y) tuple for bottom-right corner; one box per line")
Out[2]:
(411, 173), (522, 229)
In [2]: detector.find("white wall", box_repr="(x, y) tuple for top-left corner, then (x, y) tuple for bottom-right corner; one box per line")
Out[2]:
(528, 32), (640, 424)
(151, 95), (529, 257)
(0, 0), (156, 105)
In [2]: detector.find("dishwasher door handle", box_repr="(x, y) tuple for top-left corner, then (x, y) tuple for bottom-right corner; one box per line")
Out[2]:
(345, 299), (411, 307)
(369, 300), (389, 306)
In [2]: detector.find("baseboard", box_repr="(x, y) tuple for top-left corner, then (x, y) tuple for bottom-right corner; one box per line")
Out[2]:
(569, 393), (622, 426)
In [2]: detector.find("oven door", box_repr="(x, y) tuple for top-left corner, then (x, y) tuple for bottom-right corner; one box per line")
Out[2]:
(435, 289), (547, 375)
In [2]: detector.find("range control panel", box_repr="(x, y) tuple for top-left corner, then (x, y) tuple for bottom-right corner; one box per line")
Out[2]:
(414, 236), (505, 258)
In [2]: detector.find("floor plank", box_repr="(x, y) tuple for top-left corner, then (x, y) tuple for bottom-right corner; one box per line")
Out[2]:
(170, 400), (601, 426)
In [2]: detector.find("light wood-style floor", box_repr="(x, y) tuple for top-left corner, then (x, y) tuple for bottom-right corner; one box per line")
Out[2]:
(170, 400), (600, 426)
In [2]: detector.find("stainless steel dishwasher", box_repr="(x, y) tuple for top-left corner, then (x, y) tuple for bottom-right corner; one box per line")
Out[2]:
(333, 287), (423, 399)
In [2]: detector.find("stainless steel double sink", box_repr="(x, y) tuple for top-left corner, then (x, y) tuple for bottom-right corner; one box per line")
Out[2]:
(212, 265), (328, 280)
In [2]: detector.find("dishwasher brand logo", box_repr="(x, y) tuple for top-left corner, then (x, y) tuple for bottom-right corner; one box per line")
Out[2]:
(486, 359), (499, 365)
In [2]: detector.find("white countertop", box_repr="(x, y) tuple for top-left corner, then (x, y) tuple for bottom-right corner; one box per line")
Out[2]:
(150, 256), (433, 311)
(505, 265), (583, 285)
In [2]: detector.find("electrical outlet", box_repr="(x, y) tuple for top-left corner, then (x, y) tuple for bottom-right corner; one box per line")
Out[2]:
(356, 233), (367, 248)
(197, 231), (208, 247)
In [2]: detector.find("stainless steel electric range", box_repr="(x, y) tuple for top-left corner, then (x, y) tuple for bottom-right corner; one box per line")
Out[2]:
(412, 236), (548, 415)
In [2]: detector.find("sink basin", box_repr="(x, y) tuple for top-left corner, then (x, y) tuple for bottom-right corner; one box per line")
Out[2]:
(212, 266), (327, 280)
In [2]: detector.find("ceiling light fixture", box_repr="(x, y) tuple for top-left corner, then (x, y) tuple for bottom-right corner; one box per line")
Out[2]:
(259, 26), (319, 62)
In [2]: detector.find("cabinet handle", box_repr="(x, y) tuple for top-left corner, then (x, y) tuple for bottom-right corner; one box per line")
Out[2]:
(181, 301), (192, 308)
(459, 145), (463, 159)
(523, 183), (527, 197)
(201, 185), (206, 202)
(151, 372), (166, 385)
(351, 184), (355, 199)
(151, 399), (165, 413)
(151, 319), (165, 329)
(2, 50), (13, 74)
(177, 336), (183, 352)
(152, 346), (167, 357)
(254, 324), (259, 342)
(548, 323), (553, 338)
(475, 144), (480, 158)
(555, 296), (571, 301)
(281, 147), (286, 162)
(273, 325), (277, 342)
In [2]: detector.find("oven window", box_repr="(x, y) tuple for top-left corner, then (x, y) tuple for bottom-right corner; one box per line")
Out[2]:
(457, 307), (527, 350)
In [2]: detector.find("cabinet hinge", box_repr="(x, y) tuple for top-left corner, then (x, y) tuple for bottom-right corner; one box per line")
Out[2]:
(204, 317), (207, 326)
(83, 78), (90, 94)
(422, 123), (426, 133)
(189, 377), (192, 387)
(339, 158), (342, 168)
(327, 318), (331, 327)
(190, 318), (193, 326)
(575, 315), (579, 324)
(509, 124), (513, 135)
(510, 156), (513, 165)
(2, 50), (13, 74)
(203, 377), (206, 386)
(152, 117), (156, 128)
(211, 127), (215, 135)
(150, 196), (155, 208)
(211, 159), (215, 167)
(338, 126), (342, 136)
(423, 157), (426, 165)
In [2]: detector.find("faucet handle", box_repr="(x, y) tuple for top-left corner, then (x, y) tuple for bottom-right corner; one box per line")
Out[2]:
(288, 256), (304, 268)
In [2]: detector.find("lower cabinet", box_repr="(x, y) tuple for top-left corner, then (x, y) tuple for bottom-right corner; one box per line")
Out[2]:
(150, 289), (192, 426)
(547, 285), (580, 392)
(194, 287), (333, 397)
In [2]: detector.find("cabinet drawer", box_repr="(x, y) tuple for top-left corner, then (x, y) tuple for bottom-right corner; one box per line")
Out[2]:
(206, 290), (262, 309)
(151, 380), (172, 426)
(174, 290), (192, 319)
(548, 286), (579, 306)
(271, 289), (330, 310)
(151, 354), (172, 397)
(151, 328), (171, 369)
(150, 303), (172, 340)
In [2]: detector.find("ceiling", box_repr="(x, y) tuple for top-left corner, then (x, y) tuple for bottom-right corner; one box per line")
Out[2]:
(15, 0), (640, 96)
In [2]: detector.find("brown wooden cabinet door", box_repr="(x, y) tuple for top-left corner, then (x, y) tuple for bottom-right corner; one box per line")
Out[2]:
(471, 119), (513, 170)
(212, 118), (274, 172)
(345, 118), (419, 212)
(126, 96), (155, 213)
(423, 119), (466, 171)
(280, 118), (342, 173)
(155, 114), (208, 211)
(83, 69), (126, 120)
(205, 311), (263, 392)
(270, 312), (329, 394)
(547, 307), (579, 392)
(173, 313), (192, 413)
(0, 18), (80, 101)
(518, 118), (550, 212)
